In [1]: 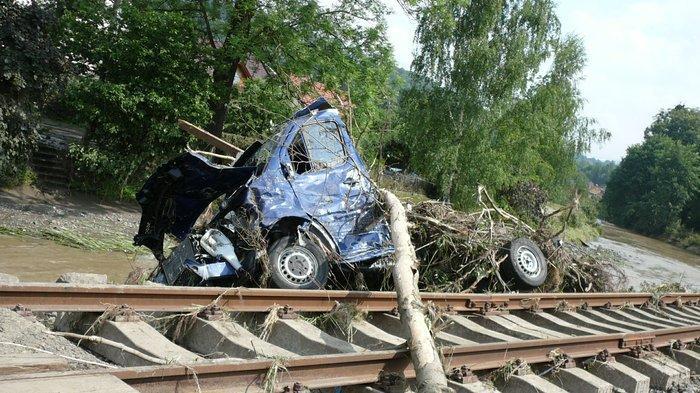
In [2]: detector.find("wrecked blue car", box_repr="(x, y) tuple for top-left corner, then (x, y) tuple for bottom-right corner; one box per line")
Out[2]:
(134, 98), (395, 289)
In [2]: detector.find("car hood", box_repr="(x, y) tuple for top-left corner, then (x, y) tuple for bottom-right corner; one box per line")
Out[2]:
(134, 151), (255, 259)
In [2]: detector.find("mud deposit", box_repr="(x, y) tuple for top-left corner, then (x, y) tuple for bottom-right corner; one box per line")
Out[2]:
(592, 223), (700, 290)
(0, 235), (155, 283)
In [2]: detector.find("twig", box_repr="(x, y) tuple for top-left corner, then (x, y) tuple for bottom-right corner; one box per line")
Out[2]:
(0, 341), (117, 369)
(46, 331), (168, 365)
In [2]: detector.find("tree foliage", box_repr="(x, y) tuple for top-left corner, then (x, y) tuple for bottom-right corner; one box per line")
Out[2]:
(57, 0), (394, 198)
(0, 0), (67, 185)
(603, 105), (700, 236)
(399, 0), (607, 208)
(59, 1), (213, 198)
(577, 156), (617, 186)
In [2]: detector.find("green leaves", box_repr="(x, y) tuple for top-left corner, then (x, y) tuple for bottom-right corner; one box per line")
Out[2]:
(400, 0), (606, 208)
(0, 0), (67, 185)
(603, 106), (700, 236)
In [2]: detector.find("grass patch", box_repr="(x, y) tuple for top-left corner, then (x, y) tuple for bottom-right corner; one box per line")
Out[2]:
(0, 225), (143, 254)
(563, 223), (601, 244)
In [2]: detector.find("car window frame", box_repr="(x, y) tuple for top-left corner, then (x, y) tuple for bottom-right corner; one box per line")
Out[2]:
(289, 120), (348, 174)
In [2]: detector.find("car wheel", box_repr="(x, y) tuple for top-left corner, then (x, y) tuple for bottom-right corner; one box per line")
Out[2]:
(268, 235), (329, 289)
(501, 237), (547, 288)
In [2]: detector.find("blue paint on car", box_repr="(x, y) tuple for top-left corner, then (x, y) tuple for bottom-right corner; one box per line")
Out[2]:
(135, 97), (394, 279)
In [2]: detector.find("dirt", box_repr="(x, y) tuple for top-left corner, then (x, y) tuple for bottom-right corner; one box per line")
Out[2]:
(0, 185), (156, 283)
(591, 223), (700, 291)
(0, 185), (140, 239)
(0, 308), (108, 370)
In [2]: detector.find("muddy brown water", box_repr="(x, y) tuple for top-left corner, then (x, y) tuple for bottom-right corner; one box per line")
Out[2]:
(0, 234), (156, 283)
(0, 222), (698, 290)
(591, 223), (700, 290)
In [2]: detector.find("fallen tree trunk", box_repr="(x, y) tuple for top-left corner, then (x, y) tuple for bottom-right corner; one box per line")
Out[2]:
(380, 189), (451, 393)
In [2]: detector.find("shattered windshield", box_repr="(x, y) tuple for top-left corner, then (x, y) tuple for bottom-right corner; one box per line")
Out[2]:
(240, 131), (281, 167)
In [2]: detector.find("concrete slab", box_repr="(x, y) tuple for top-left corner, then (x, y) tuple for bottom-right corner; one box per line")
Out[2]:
(512, 311), (604, 336)
(436, 331), (476, 346)
(265, 318), (365, 355)
(90, 320), (203, 366)
(640, 307), (700, 325)
(367, 313), (405, 336)
(587, 360), (650, 393)
(444, 315), (520, 343)
(368, 313), (477, 346)
(497, 374), (567, 393)
(498, 314), (570, 338)
(617, 355), (688, 390)
(661, 348), (700, 373)
(0, 373), (138, 392)
(55, 273), (108, 284)
(658, 306), (700, 324)
(549, 310), (631, 333)
(478, 315), (549, 339)
(174, 317), (294, 359)
(546, 367), (613, 393)
(0, 353), (68, 376)
(53, 273), (104, 332)
(341, 319), (406, 350)
(680, 306), (700, 317)
(0, 273), (19, 284)
(600, 308), (675, 329)
(579, 309), (647, 331)
(651, 353), (691, 378)
(448, 380), (499, 392)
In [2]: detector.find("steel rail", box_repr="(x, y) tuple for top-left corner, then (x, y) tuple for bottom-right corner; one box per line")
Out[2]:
(1, 283), (698, 312)
(3, 325), (698, 392)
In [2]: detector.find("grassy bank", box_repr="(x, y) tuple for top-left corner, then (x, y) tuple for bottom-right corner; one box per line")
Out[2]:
(0, 226), (143, 255)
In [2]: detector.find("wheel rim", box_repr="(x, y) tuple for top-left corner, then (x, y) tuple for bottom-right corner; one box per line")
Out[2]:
(277, 246), (317, 286)
(516, 246), (541, 277)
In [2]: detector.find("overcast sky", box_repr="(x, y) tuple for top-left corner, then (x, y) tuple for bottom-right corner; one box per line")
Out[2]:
(384, 0), (700, 161)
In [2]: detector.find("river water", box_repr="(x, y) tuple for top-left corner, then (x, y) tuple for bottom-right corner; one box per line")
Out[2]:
(0, 223), (697, 289)
(0, 234), (156, 283)
(591, 223), (700, 291)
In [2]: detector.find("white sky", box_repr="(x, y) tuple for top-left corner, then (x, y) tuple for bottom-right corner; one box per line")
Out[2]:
(383, 0), (700, 161)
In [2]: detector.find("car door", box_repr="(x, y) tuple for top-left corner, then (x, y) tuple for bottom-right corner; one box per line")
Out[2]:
(285, 119), (374, 259)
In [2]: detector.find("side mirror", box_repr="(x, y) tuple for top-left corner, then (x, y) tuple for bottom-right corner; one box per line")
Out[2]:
(281, 162), (295, 179)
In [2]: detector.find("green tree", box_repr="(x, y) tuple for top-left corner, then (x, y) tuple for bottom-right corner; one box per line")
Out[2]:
(399, 0), (606, 208)
(602, 135), (699, 235)
(0, 0), (67, 185)
(60, 1), (213, 198)
(577, 156), (617, 186)
(60, 0), (395, 197)
(645, 104), (700, 147)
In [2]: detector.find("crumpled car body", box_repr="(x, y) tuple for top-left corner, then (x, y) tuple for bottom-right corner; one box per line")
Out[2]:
(134, 98), (395, 286)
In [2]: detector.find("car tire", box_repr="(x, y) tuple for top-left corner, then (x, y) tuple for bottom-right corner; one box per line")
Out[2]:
(268, 235), (329, 289)
(501, 237), (547, 289)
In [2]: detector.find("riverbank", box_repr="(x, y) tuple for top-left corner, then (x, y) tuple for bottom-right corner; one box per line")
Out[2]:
(0, 185), (156, 283)
(0, 185), (141, 253)
(591, 222), (700, 291)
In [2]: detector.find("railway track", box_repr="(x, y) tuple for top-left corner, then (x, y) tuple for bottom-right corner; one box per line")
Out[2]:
(2, 281), (700, 392)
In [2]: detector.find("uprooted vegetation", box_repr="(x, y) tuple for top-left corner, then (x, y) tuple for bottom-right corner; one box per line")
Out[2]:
(400, 187), (627, 293)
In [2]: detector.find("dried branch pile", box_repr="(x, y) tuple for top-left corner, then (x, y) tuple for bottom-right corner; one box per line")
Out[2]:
(406, 188), (627, 293)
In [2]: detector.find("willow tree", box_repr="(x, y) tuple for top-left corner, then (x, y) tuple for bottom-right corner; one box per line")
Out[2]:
(400, 0), (607, 207)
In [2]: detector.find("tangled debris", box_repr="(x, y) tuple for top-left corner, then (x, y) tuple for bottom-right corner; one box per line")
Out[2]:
(405, 187), (627, 293)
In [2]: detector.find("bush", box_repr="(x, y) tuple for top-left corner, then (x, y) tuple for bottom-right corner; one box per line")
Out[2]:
(0, 1), (66, 186)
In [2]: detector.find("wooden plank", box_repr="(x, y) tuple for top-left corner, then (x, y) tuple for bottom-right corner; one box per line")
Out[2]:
(0, 354), (68, 376)
(178, 119), (243, 156)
